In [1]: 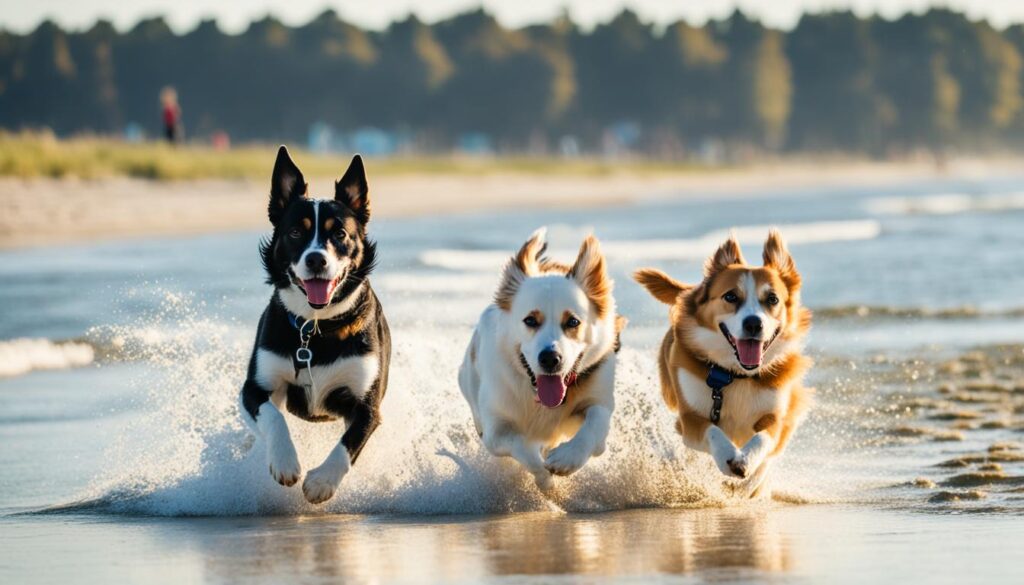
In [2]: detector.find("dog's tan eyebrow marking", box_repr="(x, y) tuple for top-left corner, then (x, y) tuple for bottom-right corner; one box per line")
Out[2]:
(302, 218), (312, 230)
(561, 310), (584, 339)
(324, 218), (335, 231)
(527, 310), (544, 324)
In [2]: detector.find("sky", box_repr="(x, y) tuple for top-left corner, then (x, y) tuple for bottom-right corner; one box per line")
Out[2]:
(3, 0), (1024, 34)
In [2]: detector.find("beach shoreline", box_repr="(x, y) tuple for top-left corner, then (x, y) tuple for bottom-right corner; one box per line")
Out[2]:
(1, 157), (1022, 250)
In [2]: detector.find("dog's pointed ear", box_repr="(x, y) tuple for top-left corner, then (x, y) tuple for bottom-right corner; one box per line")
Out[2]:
(269, 145), (306, 225)
(335, 154), (370, 221)
(763, 228), (801, 291)
(568, 234), (612, 319)
(634, 268), (691, 305)
(495, 228), (547, 311)
(705, 234), (745, 277)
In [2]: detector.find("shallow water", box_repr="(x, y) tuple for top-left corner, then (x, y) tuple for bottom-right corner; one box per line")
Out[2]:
(2, 176), (1024, 583)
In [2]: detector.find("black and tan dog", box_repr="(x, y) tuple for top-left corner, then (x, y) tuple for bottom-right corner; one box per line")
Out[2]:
(240, 146), (390, 504)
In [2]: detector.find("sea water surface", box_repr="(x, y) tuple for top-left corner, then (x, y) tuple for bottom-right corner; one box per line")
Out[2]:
(2, 176), (1024, 584)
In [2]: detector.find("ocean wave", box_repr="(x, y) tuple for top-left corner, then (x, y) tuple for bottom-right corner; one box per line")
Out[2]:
(420, 220), (881, 270)
(815, 304), (1024, 320)
(0, 338), (95, 378)
(864, 192), (1024, 216)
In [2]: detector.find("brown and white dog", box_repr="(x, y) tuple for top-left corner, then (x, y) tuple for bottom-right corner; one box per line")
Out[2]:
(634, 230), (812, 496)
(459, 229), (625, 489)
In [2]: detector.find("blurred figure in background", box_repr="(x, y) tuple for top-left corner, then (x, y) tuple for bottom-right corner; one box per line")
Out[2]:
(160, 86), (183, 144)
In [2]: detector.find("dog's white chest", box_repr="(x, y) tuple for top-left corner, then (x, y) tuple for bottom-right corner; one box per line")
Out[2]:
(256, 349), (379, 411)
(677, 368), (785, 439)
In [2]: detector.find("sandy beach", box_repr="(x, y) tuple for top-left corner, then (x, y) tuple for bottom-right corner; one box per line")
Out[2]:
(2, 157), (1021, 249)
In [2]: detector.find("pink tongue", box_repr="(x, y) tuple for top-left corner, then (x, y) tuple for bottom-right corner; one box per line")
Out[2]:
(536, 375), (567, 408)
(303, 279), (334, 305)
(736, 339), (763, 367)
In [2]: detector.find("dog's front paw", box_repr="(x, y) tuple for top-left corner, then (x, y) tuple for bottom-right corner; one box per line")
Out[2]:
(707, 426), (741, 478)
(544, 441), (590, 477)
(268, 443), (301, 487)
(533, 470), (554, 491)
(302, 467), (343, 504)
(302, 449), (350, 504)
(726, 454), (748, 479)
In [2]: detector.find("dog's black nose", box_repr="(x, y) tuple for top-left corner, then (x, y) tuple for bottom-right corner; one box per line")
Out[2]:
(743, 315), (763, 336)
(538, 349), (562, 373)
(305, 251), (327, 271)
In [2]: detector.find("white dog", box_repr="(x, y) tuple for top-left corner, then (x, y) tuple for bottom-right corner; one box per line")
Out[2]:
(459, 228), (625, 489)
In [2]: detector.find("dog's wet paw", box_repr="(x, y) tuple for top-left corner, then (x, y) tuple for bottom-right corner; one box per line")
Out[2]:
(302, 469), (340, 504)
(268, 453), (301, 487)
(544, 442), (589, 477)
(264, 415), (301, 487)
(302, 450), (350, 504)
(727, 457), (748, 479)
(533, 470), (555, 491)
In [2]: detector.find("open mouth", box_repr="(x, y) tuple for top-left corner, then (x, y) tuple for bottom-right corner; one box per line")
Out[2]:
(296, 276), (341, 309)
(519, 353), (581, 408)
(719, 323), (777, 370)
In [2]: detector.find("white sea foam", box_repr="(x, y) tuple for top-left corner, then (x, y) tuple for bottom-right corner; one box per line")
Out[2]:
(419, 220), (881, 270)
(0, 338), (95, 378)
(864, 192), (1024, 216)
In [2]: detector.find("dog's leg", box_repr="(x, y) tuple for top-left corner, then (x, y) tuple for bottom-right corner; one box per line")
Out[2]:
(706, 424), (742, 478)
(303, 397), (381, 505)
(544, 404), (611, 476)
(678, 411), (741, 477)
(482, 421), (552, 490)
(241, 380), (301, 487)
(728, 413), (783, 478)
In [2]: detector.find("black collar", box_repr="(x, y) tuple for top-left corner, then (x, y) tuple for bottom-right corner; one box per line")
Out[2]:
(704, 362), (753, 424)
(287, 311), (359, 336)
(285, 288), (368, 337)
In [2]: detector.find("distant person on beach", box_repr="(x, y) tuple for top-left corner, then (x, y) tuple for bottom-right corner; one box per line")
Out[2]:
(160, 86), (183, 144)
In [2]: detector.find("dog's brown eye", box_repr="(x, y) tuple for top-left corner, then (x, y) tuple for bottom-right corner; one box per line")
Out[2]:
(564, 316), (581, 329)
(523, 315), (540, 328)
(288, 229), (302, 239)
(766, 293), (780, 306)
(723, 291), (739, 304)
(334, 228), (348, 240)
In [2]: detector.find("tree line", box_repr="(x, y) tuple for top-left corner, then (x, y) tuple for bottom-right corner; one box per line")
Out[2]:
(2, 8), (1023, 157)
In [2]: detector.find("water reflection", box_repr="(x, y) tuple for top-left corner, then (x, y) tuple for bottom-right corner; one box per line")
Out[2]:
(187, 508), (792, 583)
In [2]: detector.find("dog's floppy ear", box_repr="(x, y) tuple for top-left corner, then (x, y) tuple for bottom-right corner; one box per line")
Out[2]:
(336, 154), (370, 222)
(763, 228), (801, 291)
(704, 234), (745, 277)
(269, 145), (306, 225)
(568, 234), (612, 319)
(634, 268), (691, 305)
(495, 228), (547, 311)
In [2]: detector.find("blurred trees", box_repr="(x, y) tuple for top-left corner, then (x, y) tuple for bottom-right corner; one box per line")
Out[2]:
(2, 8), (1024, 155)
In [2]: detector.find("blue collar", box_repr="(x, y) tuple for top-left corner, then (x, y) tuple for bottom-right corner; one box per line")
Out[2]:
(705, 363), (751, 424)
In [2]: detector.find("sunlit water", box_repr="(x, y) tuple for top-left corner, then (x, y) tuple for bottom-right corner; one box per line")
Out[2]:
(2, 176), (1024, 583)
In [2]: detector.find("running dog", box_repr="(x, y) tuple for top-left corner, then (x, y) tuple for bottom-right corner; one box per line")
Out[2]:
(239, 146), (390, 504)
(634, 230), (812, 496)
(459, 229), (625, 489)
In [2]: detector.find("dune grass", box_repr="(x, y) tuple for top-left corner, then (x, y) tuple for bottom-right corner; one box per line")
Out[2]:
(0, 132), (710, 181)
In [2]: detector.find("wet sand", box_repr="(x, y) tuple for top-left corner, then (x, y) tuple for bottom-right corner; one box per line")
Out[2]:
(1, 157), (1020, 249)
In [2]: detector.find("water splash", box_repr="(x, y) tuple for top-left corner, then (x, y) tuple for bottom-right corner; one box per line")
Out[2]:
(46, 293), (838, 517)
